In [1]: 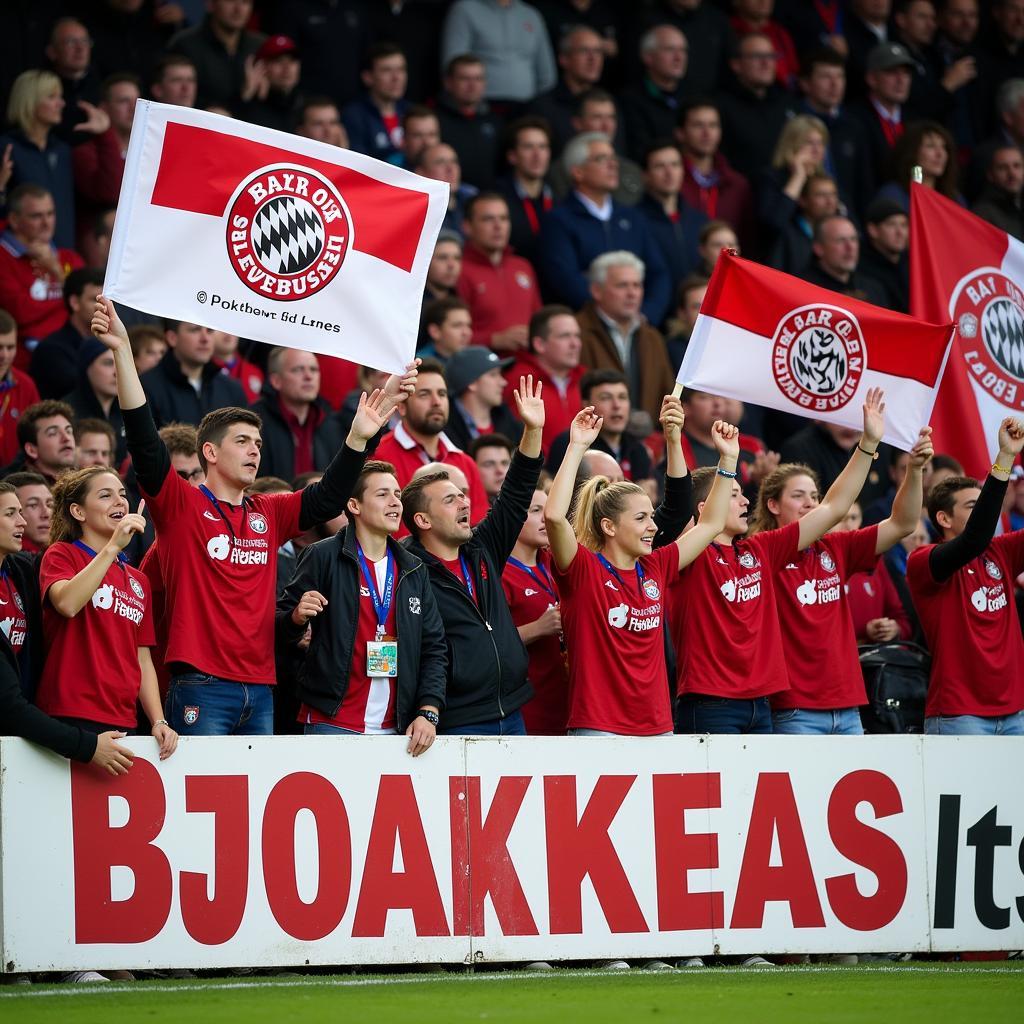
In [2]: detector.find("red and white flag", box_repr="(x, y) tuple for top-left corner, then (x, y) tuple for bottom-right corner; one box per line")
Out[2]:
(910, 184), (1024, 476)
(677, 251), (955, 451)
(104, 103), (449, 372)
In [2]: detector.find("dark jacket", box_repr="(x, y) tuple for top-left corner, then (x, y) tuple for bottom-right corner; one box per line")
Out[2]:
(0, 552), (42, 700)
(407, 448), (543, 730)
(717, 81), (796, 181)
(30, 322), (89, 400)
(251, 389), (347, 482)
(444, 399), (523, 453)
(858, 244), (909, 313)
(342, 94), (410, 166)
(0, 130), (76, 250)
(638, 192), (707, 293)
(168, 16), (265, 108)
(801, 259), (890, 309)
(276, 527), (447, 730)
(434, 91), (502, 190)
(971, 184), (1024, 241)
(619, 77), (690, 163)
(62, 385), (127, 465)
(141, 349), (249, 427)
(494, 175), (552, 266)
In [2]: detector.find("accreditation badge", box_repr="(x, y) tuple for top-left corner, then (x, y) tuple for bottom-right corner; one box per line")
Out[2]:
(367, 639), (398, 678)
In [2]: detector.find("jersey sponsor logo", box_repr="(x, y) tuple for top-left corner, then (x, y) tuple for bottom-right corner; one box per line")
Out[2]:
(92, 584), (115, 610)
(207, 534), (231, 561)
(0, 616), (13, 637)
(91, 582), (145, 624)
(984, 557), (1003, 580)
(970, 584), (1008, 614)
(226, 163), (352, 300)
(608, 603), (628, 628)
(796, 578), (841, 606)
(129, 577), (145, 600)
(819, 550), (836, 572)
(642, 578), (661, 601)
(248, 512), (269, 534)
(183, 705), (200, 726)
(949, 267), (1024, 408)
(720, 572), (762, 604)
(408, 596), (421, 615)
(607, 600), (661, 632)
(771, 303), (865, 411)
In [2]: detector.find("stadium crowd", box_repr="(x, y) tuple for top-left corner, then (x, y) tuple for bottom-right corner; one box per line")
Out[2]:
(1, 0), (1024, 979)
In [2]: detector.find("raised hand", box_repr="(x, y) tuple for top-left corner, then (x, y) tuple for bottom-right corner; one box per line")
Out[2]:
(569, 406), (603, 448)
(711, 420), (740, 460)
(107, 502), (147, 553)
(749, 449), (780, 485)
(379, 359), (419, 419)
(91, 731), (134, 775)
(74, 100), (111, 135)
(241, 55), (270, 102)
(91, 295), (129, 352)
(291, 590), (328, 627)
(909, 427), (933, 469)
(513, 375), (546, 432)
(349, 388), (393, 442)
(998, 416), (1024, 457)
(862, 387), (886, 446)
(659, 395), (684, 442)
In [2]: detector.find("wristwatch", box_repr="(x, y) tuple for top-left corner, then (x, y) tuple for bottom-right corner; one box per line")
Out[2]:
(416, 709), (440, 726)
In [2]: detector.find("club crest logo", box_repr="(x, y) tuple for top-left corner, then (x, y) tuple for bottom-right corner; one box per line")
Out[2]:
(819, 551), (836, 572)
(984, 557), (1003, 580)
(738, 551), (759, 570)
(183, 706), (200, 726)
(408, 596), (421, 615)
(642, 578), (661, 601)
(226, 163), (352, 301)
(771, 304), (865, 411)
(950, 268), (1024, 409)
(129, 577), (145, 600)
(248, 512), (269, 534)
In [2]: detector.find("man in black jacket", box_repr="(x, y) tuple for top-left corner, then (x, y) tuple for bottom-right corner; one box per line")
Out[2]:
(276, 459), (446, 753)
(403, 377), (546, 734)
(141, 321), (249, 427)
(252, 348), (346, 481)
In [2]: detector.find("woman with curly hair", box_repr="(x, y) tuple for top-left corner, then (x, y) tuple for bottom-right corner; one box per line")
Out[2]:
(874, 120), (964, 211)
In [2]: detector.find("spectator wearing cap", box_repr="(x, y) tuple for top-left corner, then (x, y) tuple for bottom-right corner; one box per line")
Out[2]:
(717, 32), (797, 181)
(850, 42), (916, 186)
(576, 251), (675, 426)
(859, 198), (910, 311)
(375, 357), (488, 526)
(539, 132), (671, 326)
(440, 0), (557, 105)
(443, 346), (523, 452)
(971, 144), (1024, 240)
(342, 42), (410, 166)
(495, 117), (554, 266)
(168, 0), (266, 109)
(801, 214), (889, 307)
(417, 297), (473, 365)
(504, 304), (585, 455)
(415, 144), (478, 239)
(0, 310), (39, 468)
(29, 268), (102, 398)
(61, 336), (126, 464)
(435, 55), (504, 190)
(456, 193), (541, 353)
(236, 35), (304, 133)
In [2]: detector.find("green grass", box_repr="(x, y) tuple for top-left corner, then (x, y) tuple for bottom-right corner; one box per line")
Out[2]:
(3, 963), (1023, 1023)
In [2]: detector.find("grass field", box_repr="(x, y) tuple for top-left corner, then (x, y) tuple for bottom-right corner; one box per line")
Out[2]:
(2, 963), (1023, 1023)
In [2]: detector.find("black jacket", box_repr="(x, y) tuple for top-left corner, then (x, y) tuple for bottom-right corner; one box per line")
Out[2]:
(276, 527), (447, 730)
(141, 349), (249, 427)
(407, 448), (543, 730)
(0, 552), (42, 700)
(444, 400), (523, 454)
(434, 91), (503, 191)
(63, 384), (127, 465)
(251, 389), (347, 482)
(30, 322), (89, 400)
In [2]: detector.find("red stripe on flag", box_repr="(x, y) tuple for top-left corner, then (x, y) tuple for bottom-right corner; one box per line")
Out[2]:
(150, 122), (429, 273)
(703, 251), (952, 386)
(910, 184), (1007, 476)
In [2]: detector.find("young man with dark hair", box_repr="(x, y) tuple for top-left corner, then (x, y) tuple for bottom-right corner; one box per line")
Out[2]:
(6, 400), (76, 483)
(342, 42), (409, 165)
(436, 54), (503, 190)
(277, 459), (447, 752)
(74, 417), (116, 469)
(400, 377), (546, 734)
(92, 297), (416, 736)
(908, 417), (1024, 735)
(470, 433), (514, 503)
(495, 116), (554, 264)
(5, 472), (52, 554)
(0, 310), (39, 467)
(150, 54), (198, 108)
(295, 96), (348, 147)
(417, 297), (473, 364)
(401, 105), (441, 169)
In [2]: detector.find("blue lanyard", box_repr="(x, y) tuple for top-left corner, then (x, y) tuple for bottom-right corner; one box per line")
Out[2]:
(74, 539), (127, 565)
(597, 552), (644, 591)
(458, 553), (475, 599)
(199, 484), (247, 541)
(357, 544), (396, 632)
(507, 556), (557, 600)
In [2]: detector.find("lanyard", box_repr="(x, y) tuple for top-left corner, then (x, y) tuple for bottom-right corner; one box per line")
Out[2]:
(457, 553), (475, 599)
(507, 557), (557, 600)
(357, 544), (396, 632)
(597, 553), (644, 592)
(200, 484), (246, 541)
(74, 539), (127, 566)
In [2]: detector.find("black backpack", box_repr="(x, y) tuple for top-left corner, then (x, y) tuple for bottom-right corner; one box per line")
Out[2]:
(858, 642), (931, 734)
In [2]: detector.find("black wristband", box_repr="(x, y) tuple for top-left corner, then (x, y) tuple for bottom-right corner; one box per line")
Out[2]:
(416, 709), (439, 726)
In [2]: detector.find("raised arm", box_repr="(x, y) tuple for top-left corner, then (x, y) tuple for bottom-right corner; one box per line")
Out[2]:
(653, 394), (693, 547)
(544, 407), (603, 571)
(875, 428), (933, 554)
(92, 295), (146, 410)
(798, 388), (886, 550)
(674, 420), (740, 570)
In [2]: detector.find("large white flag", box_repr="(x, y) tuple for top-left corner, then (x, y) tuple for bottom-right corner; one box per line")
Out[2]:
(104, 102), (449, 372)
(678, 251), (955, 451)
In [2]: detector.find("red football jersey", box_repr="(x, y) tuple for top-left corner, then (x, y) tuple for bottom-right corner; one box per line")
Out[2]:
(36, 542), (155, 727)
(0, 573), (27, 654)
(554, 544), (678, 736)
(142, 472), (302, 684)
(138, 541), (170, 700)
(670, 522), (800, 700)
(908, 533), (1024, 717)
(502, 554), (569, 735)
(771, 526), (879, 710)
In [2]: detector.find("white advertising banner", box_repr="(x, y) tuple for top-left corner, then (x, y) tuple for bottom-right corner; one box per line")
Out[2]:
(0, 736), (1021, 971)
(103, 103), (449, 372)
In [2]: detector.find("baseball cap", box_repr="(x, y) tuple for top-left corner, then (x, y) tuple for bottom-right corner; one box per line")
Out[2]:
(257, 35), (299, 61)
(866, 42), (914, 74)
(446, 346), (515, 395)
(865, 197), (907, 224)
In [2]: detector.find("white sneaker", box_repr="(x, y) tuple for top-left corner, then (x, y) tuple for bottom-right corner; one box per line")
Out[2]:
(596, 959), (630, 970)
(739, 956), (776, 968)
(62, 972), (108, 983)
(675, 957), (706, 968)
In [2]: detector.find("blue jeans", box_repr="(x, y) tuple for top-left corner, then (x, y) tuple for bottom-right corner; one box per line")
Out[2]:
(304, 723), (361, 735)
(675, 695), (772, 735)
(167, 673), (274, 736)
(439, 709), (527, 736)
(924, 712), (1024, 736)
(771, 707), (864, 735)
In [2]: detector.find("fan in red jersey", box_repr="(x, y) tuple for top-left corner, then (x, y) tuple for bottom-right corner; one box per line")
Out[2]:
(747, 426), (933, 735)
(544, 404), (739, 737)
(908, 417), (1024, 735)
(33, 467), (176, 759)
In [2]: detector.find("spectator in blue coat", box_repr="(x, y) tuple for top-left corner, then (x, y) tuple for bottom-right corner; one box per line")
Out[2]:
(538, 131), (671, 326)
(342, 42), (410, 166)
